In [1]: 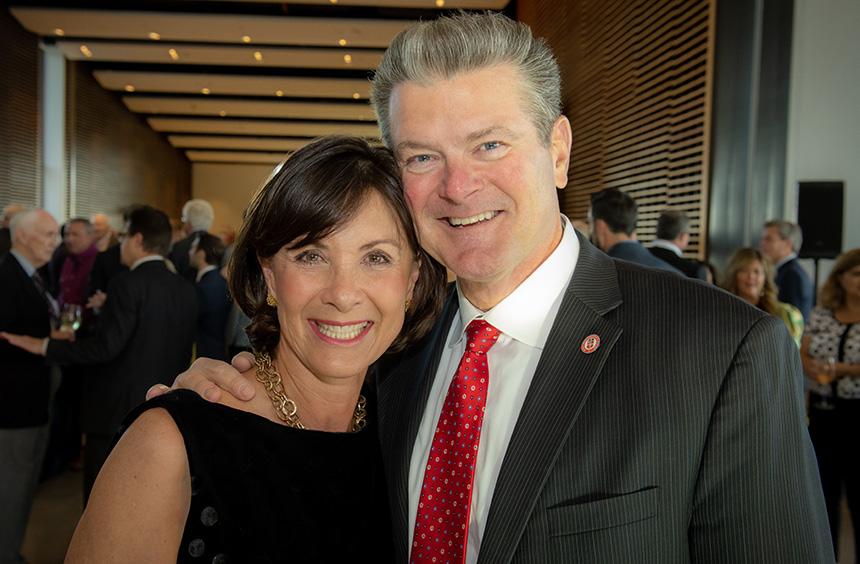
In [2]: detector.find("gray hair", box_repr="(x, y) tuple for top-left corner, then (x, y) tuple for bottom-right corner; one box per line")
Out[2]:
(9, 208), (40, 242)
(182, 199), (214, 232)
(370, 11), (562, 149)
(764, 219), (803, 253)
(656, 210), (691, 241)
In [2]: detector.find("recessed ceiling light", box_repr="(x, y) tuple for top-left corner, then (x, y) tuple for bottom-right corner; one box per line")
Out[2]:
(353, 93), (360, 99)
(79, 45), (92, 58)
(219, 110), (227, 116)
(202, 88), (211, 95)
(242, 36), (252, 43)
(124, 85), (135, 92)
(338, 39), (347, 46)
(54, 28), (65, 36)
(343, 54), (352, 64)
(168, 49), (179, 61)
(436, 0), (445, 6)
(149, 32), (161, 41)
(254, 51), (263, 62)
(330, 0), (338, 3)
(275, 90), (284, 97)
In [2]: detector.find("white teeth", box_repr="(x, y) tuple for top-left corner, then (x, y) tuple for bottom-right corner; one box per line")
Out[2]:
(315, 322), (368, 340)
(448, 211), (499, 227)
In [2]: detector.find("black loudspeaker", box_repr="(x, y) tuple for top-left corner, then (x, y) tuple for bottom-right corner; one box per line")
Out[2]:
(797, 181), (844, 259)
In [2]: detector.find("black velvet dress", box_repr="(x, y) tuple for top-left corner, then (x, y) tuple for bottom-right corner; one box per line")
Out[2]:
(113, 389), (395, 563)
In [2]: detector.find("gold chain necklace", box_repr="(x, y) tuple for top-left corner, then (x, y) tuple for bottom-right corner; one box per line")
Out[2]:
(254, 353), (366, 432)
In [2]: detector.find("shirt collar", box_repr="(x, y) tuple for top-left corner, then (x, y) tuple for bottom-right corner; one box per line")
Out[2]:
(131, 255), (165, 271)
(9, 249), (37, 277)
(196, 264), (218, 283)
(774, 253), (797, 269)
(454, 215), (578, 349)
(650, 239), (682, 256)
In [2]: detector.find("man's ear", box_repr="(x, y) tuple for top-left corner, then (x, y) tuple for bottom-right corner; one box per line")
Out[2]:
(550, 115), (573, 189)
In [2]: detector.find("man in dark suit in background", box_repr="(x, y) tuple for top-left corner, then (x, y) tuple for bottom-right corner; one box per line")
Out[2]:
(169, 198), (215, 283)
(761, 219), (815, 320)
(164, 12), (833, 562)
(0, 209), (59, 564)
(86, 209), (131, 317)
(588, 188), (684, 274)
(650, 210), (709, 280)
(190, 232), (231, 361)
(3, 205), (197, 503)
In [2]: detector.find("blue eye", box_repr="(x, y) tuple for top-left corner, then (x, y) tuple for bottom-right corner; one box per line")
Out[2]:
(481, 141), (500, 151)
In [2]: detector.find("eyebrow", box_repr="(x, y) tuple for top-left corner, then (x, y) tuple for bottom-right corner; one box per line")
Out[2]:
(294, 238), (403, 251)
(360, 238), (403, 251)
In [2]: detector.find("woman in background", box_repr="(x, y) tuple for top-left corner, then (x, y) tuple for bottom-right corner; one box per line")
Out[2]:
(721, 247), (804, 346)
(801, 248), (860, 559)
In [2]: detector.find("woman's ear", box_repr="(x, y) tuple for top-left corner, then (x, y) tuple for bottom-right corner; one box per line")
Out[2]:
(407, 256), (421, 301)
(259, 256), (276, 297)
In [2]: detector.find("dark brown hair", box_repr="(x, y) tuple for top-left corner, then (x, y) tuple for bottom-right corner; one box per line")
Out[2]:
(228, 135), (447, 356)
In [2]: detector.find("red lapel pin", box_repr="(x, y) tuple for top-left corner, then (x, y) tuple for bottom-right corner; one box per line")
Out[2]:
(581, 334), (600, 354)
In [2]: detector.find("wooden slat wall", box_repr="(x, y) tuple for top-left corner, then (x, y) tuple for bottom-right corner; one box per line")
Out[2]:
(0, 9), (42, 209)
(67, 61), (192, 228)
(519, 0), (716, 259)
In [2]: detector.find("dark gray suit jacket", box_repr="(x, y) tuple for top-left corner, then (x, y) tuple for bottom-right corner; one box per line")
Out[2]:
(775, 258), (814, 321)
(376, 234), (832, 563)
(0, 254), (52, 428)
(47, 260), (197, 436)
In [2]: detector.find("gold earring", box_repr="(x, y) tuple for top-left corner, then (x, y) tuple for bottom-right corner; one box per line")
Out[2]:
(405, 299), (412, 313)
(266, 294), (278, 307)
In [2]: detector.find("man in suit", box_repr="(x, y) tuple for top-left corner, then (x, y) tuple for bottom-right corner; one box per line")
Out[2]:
(3, 205), (197, 504)
(588, 188), (684, 275)
(0, 209), (59, 564)
(761, 219), (815, 320)
(90, 213), (119, 252)
(190, 232), (232, 361)
(650, 210), (709, 281)
(169, 198), (215, 283)
(163, 12), (832, 562)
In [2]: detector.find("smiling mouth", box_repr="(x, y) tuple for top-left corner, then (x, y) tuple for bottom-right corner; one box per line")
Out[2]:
(447, 211), (499, 228)
(314, 321), (369, 340)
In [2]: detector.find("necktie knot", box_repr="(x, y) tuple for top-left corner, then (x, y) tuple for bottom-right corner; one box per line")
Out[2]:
(465, 319), (501, 356)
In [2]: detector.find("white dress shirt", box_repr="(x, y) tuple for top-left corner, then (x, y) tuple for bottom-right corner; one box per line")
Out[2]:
(650, 238), (683, 256)
(407, 215), (579, 563)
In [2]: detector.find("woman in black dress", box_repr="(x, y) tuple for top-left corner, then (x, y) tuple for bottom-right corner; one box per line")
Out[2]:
(64, 136), (447, 563)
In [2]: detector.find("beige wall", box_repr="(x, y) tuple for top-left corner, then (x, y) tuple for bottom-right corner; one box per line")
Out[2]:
(191, 162), (278, 240)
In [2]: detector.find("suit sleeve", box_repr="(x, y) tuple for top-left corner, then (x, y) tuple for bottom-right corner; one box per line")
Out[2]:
(688, 314), (833, 562)
(48, 275), (139, 366)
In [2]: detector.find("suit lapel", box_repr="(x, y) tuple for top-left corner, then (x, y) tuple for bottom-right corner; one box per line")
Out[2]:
(377, 285), (459, 560)
(477, 237), (624, 563)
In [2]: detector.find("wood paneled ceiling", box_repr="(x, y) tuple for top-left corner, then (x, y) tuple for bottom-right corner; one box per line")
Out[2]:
(9, 0), (512, 164)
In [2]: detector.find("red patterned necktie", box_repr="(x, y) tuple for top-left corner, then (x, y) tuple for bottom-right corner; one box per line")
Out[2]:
(411, 319), (501, 564)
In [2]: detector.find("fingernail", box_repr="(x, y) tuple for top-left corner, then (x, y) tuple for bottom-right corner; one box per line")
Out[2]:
(202, 388), (215, 401)
(239, 383), (253, 398)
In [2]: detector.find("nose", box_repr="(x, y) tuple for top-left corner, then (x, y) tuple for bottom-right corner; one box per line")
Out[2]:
(438, 157), (480, 203)
(321, 264), (363, 312)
